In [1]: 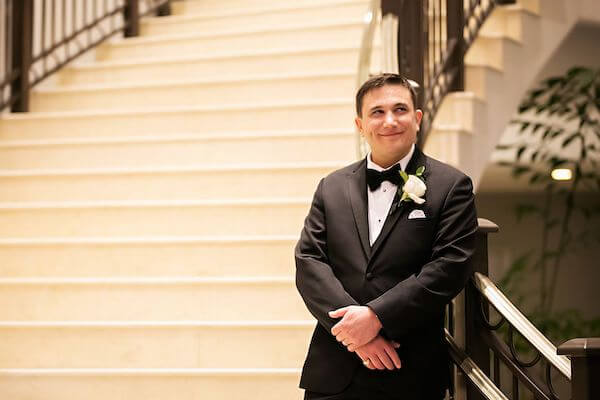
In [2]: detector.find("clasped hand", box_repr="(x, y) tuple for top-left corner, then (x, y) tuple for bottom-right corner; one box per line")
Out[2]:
(329, 305), (401, 370)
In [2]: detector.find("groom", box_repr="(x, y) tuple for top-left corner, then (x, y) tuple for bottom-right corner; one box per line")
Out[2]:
(295, 73), (478, 399)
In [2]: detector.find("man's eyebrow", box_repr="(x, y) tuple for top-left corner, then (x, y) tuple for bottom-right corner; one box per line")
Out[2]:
(368, 102), (409, 112)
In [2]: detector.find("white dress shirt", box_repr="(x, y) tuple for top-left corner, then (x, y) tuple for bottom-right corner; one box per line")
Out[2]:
(367, 144), (415, 246)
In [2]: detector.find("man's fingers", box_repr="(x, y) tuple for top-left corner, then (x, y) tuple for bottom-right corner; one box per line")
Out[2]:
(331, 320), (350, 337)
(328, 307), (349, 319)
(369, 357), (385, 370)
(383, 343), (402, 369)
(347, 343), (357, 352)
(331, 321), (342, 336)
(363, 359), (375, 370)
(376, 352), (395, 370)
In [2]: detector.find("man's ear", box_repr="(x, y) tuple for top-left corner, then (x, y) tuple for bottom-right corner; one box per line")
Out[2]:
(415, 109), (423, 130)
(354, 116), (363, 133)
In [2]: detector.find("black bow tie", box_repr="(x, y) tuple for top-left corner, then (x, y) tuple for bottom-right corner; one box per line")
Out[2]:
(366, 164), (402, 191)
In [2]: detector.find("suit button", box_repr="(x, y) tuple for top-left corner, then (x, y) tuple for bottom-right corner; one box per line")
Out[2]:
(366, 272), (374, 280)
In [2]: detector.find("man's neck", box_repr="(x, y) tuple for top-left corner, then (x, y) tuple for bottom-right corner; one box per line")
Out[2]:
(368, 144), (415, 171)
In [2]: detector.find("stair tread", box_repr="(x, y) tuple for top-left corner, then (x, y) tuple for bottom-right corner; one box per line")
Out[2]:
(35, 70), (355, 93)
(3, 98), (352, 119)
(0, 236), (298, 246)
(0, 367), (301, 375)
(0, 320), (314, 327)
(70, 43), (367, 69)
(162, 0), (367, 21)
(0, 161), (344, 176)
(497, 3), (539, 15)
(0, 129), (353, 147)
(476, 31), (522, 43)
(0, 276), (296, 285)
(0, 198), (312, 209)
(118, 18), (362, 46)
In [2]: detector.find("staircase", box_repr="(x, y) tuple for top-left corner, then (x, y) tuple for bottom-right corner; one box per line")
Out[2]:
(424, 0), (600, 189)
(0, 0), (367, 398)
(0, 0), (597, 398)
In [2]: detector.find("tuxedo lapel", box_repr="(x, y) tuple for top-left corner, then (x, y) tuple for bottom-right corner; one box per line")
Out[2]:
(347, 159), (370, 259)
(368, 148), (429, 264)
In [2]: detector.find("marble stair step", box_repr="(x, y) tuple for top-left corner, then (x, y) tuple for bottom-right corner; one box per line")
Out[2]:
(31, 72), (355, 112)
(0, 368), (303, 400)
(0, 277), (310, 321)
(0, 199), (310, 238)
(143, 0), (368, 37)
(58, 46), (374, 85)
(0, 129), (354, 169)
(0, 163), (340, 201)
(100, 21), (364, 61)
(0, 235), (296, 278)
(0, 100), (354, 138)
(0, 321), (314, 368)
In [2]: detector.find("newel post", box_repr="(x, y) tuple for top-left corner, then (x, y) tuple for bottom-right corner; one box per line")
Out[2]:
(11, 0), (34, 112)
(464, 218), (499, 400)
(124, 0), (140, 37)
(558, 338), (600, 400)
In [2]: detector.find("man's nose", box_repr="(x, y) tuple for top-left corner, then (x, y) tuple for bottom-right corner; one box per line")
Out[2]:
(383, 111), (397, 126)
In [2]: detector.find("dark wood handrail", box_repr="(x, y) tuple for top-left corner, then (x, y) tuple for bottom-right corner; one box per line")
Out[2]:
(1, 0), (171, 113)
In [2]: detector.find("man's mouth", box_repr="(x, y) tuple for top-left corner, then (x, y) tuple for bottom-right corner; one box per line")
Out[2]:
(379, 131), (403, 137)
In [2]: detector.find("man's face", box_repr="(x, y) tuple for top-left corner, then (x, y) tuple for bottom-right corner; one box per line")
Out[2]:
(355, 84), (423, 167)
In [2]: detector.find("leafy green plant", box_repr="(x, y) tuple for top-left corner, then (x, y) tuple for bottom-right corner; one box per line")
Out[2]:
(496, 66), (600, 344)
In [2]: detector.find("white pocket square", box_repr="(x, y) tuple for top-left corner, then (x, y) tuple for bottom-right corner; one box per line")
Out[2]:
(408, 209), (426, 219)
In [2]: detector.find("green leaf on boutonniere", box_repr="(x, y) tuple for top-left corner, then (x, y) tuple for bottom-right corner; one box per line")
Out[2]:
(400, 191), (409, 202)
(416, 166), (425, 177)
(399, 170), (409, 183)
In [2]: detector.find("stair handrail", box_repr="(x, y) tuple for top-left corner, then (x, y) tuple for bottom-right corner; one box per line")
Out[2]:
(446, 329), (508, 400)
(1, 0), (171, 113)
(419, 0), (518, 148)
(452, 219), (600, 400)
(473, 272), (572, 379)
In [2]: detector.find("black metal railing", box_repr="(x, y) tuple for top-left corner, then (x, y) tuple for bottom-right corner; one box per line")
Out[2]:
(1, 0), (171, 113)
(420, 0), (519, 146)
(380, 0), (515, 148)
(446, 219), (600, 400)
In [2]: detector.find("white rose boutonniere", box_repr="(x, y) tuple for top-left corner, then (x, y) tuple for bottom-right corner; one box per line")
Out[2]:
(399, 166), (426, 204)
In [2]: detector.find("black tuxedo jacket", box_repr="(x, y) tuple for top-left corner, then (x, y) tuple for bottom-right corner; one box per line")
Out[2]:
(295, 148), (478, 398)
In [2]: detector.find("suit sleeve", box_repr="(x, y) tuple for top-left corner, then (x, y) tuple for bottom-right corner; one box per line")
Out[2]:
(295, 178), (359, 332)
(367, 174), (478, 338)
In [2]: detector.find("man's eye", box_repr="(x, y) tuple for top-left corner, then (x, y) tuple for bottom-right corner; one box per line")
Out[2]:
(395, 107), (407, 112)
(372, 110), (383, 115)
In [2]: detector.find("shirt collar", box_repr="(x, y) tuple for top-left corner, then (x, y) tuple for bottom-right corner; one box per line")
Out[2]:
(366, 144), (415, 172)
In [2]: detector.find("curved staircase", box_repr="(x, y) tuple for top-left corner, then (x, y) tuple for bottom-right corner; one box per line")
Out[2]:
(425, 0), (600, 189)
(0, 0), (364, 398)
(0, 0), (598, 398)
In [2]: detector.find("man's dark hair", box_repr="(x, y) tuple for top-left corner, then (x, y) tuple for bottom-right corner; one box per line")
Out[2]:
(355, 73), (418, 117)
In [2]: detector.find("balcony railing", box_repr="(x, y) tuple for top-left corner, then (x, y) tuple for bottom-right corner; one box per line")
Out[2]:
(1, 0), (171, 113)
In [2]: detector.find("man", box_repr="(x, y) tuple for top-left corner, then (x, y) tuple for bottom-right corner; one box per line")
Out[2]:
(295, 73), (478, 399)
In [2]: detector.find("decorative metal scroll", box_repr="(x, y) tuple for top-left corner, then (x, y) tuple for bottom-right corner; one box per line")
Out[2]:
(474, 273), (572, 399)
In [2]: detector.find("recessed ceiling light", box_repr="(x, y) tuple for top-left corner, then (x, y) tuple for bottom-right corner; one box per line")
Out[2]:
(551, 168), (572, 181)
